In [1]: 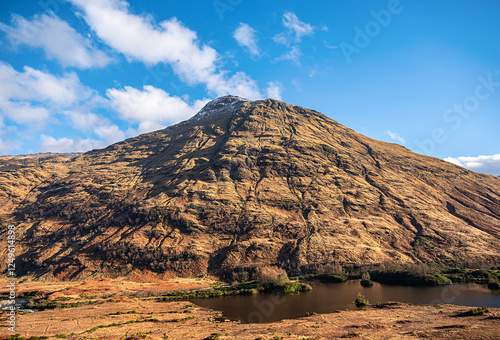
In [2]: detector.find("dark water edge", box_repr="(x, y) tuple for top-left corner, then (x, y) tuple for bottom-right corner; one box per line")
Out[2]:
(190, 280), (500, 323)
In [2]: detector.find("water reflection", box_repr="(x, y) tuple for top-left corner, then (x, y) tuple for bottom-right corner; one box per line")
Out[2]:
(190, 280), (500, 323)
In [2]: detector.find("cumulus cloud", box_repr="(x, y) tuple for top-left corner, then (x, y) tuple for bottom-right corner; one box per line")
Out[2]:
(40, 112), (127, 153)
(0, 61), (100, 125)
(107, 85), (208, 134)
(386, 130), (406, 144)
(0, 61), (126, 153)
(444, 154), (500, 176)
(233, 23), (260, 57)
(66, 111), (125, 143)
(40, 135), (106, 153)
(0, 100), (50, 125)
(266, 81), (282, 100)
(0, 13), (112, 69)
(0, 138), (22, 154)
(69, 0), (261, 98)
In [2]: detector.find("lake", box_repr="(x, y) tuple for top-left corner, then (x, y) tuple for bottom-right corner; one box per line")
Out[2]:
(190, 280), (500, 323)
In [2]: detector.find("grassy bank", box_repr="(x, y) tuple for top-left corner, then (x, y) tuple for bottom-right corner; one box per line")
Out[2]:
(6, 296), (500, 340)
(369, 271), (452, 286)
(159, 280), (312, 301)
(304, 274), (348, 283)
(300, 264), (499, 287)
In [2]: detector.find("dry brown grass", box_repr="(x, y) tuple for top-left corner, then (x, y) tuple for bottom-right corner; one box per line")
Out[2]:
(2, 293), (499, 340)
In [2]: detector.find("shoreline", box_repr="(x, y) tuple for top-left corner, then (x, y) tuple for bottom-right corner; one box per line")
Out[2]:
(1, 298), (499, 339)
(0, 278), (499, 339)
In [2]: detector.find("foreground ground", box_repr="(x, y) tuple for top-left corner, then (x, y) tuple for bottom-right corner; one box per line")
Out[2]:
(1, 278), (499, 340)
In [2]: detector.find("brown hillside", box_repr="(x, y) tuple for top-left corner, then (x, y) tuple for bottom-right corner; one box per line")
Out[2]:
(1, 96), (499, 279)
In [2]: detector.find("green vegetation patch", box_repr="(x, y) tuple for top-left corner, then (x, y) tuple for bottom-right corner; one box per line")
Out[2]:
(261, 282), (312, 294)
(5, 335), (49, 340)
(373, 301), (401, 309)
(487, 281), (500, 290)
(86, 318), (163, 332)
(370, 271), (452, 286)
(305, 274), (348, 283)
(355, 293), (369, 307)
(202, 333), (223, 340)
(106, 310), (139, 316)
(360, 279), (373, 287)
(453, 307), (490, 317)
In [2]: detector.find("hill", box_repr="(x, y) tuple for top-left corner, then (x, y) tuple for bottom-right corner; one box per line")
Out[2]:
(1, 96), (499, 279)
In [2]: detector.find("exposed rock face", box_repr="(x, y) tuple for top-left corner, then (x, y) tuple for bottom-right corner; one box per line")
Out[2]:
(1, 96), (499, 279)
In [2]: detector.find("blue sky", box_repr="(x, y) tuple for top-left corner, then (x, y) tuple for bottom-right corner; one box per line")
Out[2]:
(0, 0), (499, 175)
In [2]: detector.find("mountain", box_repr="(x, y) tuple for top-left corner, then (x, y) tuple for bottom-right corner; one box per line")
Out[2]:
(1, 96), (499, 279)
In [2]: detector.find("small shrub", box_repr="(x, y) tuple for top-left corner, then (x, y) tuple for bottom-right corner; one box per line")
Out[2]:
(255, 266), (289, 285)
(212, 289), (223, 297)
(341, 330), (362, 338)
(308, 274), (348, 283)
(374, 301), (399, 308)
(360, 279), (373, 287)
(242, 288), (259, 295)
(454, 307), (490, 317)
(487, 281), (500, 290)
(355, 292), (369, 307)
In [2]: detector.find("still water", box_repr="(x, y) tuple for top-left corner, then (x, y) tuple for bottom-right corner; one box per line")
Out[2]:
(190, 280), (500, 323)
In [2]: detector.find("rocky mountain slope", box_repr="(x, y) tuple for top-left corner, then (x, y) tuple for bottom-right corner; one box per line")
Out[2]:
(1, 96), (499, 279)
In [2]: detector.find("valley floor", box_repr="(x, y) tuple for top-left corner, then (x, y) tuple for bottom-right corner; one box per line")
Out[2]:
(1, 278), (499, 340)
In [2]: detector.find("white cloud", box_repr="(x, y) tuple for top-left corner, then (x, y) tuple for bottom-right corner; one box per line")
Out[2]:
(283, 11), (314, 41)
(272, 12), (314, 66)
(233, 23), (260, 58)
(68, 111), (106, 132)
(66, 111), (125, 143)
(0, 61), (100, 126)
(444, 154), (500, 176)
(0, 138), (22, 154)
(274, 46), (302, 65)
(0, 13), (112, 69)
(291, 79), (302, 92)
(0, 62), (92, 106)
(107, 85), (208, 134)
(0, 100), (50, 124)
(0, 62), (126, 154)
(39, 111), (129, 154)
(69, 0), (261, 98)
(324, 41), (339, 50)
(266, 81), (282, 100)
(386, 130), (405, 144)
(40, 134), (107, 153)
(274, 11), (314, 46)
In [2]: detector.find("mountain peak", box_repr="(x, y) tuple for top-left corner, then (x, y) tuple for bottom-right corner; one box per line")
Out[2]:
(191, 95), (255, 121)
